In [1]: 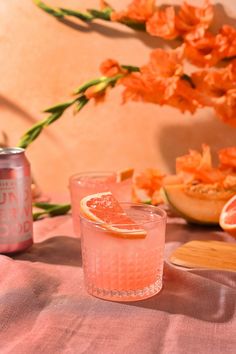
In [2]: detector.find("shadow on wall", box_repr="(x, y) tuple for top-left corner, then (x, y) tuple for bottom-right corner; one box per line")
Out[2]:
(0, 94), (36, 125)
(0, 94), (59, 145)
(214, 2), (236, 30)
(59, 17), (179, 50)
(157, 113), (236, 173)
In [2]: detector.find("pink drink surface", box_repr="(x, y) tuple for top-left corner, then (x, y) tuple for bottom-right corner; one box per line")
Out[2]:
(80, 207), (166, 301)
(70, 174), (132, 235)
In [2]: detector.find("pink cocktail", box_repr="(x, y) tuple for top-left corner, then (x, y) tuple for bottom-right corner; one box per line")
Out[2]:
(69, 171), (132, 235)
(80, 203), (166, 302)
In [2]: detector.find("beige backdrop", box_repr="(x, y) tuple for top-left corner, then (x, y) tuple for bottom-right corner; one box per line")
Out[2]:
(0, 0), (236, 194)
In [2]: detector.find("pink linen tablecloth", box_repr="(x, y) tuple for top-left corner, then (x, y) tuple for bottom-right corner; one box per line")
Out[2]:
(0, 214), (235, 354)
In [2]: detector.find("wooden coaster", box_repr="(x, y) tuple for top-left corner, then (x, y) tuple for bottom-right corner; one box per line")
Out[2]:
(169, 240), (236, 272)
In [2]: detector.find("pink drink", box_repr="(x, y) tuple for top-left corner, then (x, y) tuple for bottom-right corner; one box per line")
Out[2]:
(69, 172), (132, 235)
(0, 148), (33, 253)
(80, 203), (166, 302)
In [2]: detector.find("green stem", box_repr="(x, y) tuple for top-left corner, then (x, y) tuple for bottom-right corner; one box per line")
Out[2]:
(59, 8), (93, 21)
(121, 65), (140, 72)
(18, 65), (194, 150)
(33, 0), (146, 32)
(33, 0), (64, 18)
(88, 8), (113, 21)
(181, 74), (195, 88)
(18, 68), (137, 149)
(33, 202), (71, 221)
(74, 77), (107, 95)
(18, 98), (77, 149)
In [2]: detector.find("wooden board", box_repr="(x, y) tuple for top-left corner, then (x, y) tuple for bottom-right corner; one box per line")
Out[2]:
(169, 240), (236, 272)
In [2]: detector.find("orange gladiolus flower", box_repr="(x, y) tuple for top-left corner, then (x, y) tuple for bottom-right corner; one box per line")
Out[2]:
(121, 72), (166, 105)
(214, 90), (236, 127)
(133, 168), (165, 204)
(215, 25), (236, 59)
(165, 79), (200, 113)
(185, 32), (220, 67)
(135, 169), (165, 195)
(176, 144), (212, 174)
(175, 0), (213, 41)
(141, 45), (185, 98)
(146, 6), (179, 40)
(84, 82), (108, 103)
(218, 147), (236, 171)
(100, 59), (126, 77)
(185, 25), (236, 67)
(192, 62), (236, 125)
(121, 45), (200, 113)
(176, 144), (225, 184)
(142, 45), (184, 78)
(120, 46), (185, 105)
(111, 0), (155, 22)
(192, 68), (231, 105)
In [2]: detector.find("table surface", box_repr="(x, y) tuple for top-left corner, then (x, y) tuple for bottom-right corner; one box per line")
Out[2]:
(0, 212), (235, 354)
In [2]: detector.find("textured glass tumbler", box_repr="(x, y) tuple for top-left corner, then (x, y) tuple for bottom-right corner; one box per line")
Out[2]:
(80, 203), (167, 302)
(69, 171), (132, 235)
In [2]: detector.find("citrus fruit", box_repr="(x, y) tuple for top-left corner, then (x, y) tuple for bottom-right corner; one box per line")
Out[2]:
(219, 195), (236, 237)
(117, 168), (134, 182)
(80, 191), (147, 238)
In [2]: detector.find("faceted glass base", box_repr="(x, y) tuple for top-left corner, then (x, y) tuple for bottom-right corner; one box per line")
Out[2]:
(86, 277), (163, 302)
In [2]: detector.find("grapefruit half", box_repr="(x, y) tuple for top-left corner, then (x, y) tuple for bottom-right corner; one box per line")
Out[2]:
(219, 195), (236, 238)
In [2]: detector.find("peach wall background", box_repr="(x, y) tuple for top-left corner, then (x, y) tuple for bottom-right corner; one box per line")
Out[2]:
(0, 0), (236, 195)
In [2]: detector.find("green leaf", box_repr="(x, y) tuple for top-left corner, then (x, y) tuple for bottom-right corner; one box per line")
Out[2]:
(18, 68), (136, 150)
(106, 74), (124, 86)
(33, 0), (64, 18)
(45, 111), (63, 126)
(121, 65), (140, 72)
(44, 99), (76, 113)
(120, 20), (146, 31)
(33, 203), (71, 220)
(75, 96), (89, 112)
(74, 77), (107, 95)
(48, 204), (71, 217)
(60, 8), (93, 21)
(143, 200), (152, 205)
(18, 124), (43, 149)
(33, 202), (60, 210)
(181, 74), (195, 88)
(88, 9), (112, 21)
(33, 211), (47, 221)
(18, 96), (78, 149)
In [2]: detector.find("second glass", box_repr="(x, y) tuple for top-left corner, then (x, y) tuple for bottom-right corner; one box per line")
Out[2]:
(69, 171), (132, 235)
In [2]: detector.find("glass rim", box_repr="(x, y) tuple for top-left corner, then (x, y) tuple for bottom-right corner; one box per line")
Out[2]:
(69, 170), (117, 183)
(79, 202), (167, 229)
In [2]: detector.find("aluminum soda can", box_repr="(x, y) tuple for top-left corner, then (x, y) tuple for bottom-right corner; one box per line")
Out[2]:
(0, 147), (33, 253)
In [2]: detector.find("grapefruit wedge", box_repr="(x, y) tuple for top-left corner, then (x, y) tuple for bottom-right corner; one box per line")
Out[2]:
(117, 168), (134, 182)
(80, 191), (147, 238)
(219, 195), (236, 238)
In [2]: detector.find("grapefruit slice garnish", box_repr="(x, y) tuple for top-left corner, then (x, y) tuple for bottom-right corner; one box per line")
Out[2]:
(117, 168), (134, 182)
(219, 194), (236, 238)
(80, 192), (147, 238)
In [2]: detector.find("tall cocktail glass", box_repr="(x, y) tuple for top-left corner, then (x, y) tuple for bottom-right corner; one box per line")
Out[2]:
(80, 203), (166, 302)
(69, 171), (132, 235)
